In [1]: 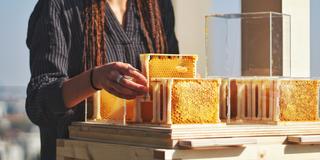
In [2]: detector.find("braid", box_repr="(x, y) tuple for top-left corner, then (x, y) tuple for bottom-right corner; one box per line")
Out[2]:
(136, 0), (167, 53)
(136, 0), (154, 53)
(83, 0), (168, 70)
(153, 0), (167, 53)
(83, 0), (107, 70)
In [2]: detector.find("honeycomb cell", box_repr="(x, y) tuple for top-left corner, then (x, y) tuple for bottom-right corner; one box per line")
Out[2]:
(279, 80), (320, 121)
(141, 54), (198, 81)
(171, 79), (221, 124)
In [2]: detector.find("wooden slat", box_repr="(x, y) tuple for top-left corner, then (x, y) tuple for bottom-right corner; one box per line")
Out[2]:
(178, 137), (257, 149)
(57, 139), (155, 160)
(69, 122), (320, 149)
(288, 135), (320, 144)
(57, 138), (320, 160)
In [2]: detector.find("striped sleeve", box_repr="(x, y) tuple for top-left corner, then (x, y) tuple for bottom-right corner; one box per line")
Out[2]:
(26, 0), (71, 127)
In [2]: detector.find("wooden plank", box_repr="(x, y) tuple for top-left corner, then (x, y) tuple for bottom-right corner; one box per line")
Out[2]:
(57, 138), (320, 160)
(178, 137), (257, 149)
(169, 143), (320, 160)
(69, 122), (320, 148)
(288, 135), (320, 144)
(57, 139), (155, 160)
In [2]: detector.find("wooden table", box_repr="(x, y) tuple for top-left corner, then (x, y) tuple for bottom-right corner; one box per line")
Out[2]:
(57, 122), (320, 160)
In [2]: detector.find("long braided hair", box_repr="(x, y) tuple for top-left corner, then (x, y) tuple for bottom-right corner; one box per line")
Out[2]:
(83, 0), (168, 70)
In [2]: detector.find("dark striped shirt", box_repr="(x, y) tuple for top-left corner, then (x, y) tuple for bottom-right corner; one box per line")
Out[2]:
(26, 0), (178, 159)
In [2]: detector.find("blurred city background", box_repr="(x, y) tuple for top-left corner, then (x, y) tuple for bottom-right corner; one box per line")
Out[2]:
(0, 0), (319, 160)
(0, 0), (39, 160)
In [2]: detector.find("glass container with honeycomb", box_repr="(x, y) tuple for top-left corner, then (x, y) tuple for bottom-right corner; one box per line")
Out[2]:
(86, 90), (137, 125)
(225, 77), (320, 124)
(136, 78), (222, 125)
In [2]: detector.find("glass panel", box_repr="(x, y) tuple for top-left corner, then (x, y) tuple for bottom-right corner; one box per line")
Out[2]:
(206, 12), (291, 77)
(85, 90), (127, 125)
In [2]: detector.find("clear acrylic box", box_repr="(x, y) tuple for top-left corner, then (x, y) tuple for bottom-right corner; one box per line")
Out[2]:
(205, 12), (291, 77)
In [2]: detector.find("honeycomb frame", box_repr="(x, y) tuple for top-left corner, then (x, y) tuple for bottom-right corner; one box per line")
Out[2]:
(135, 78), (222, 125)
(222, 77), (320, 124)
(140, 54), (198, 85)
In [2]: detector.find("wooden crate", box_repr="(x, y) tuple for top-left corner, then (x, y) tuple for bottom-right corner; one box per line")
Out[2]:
(57, 135), (320, 160)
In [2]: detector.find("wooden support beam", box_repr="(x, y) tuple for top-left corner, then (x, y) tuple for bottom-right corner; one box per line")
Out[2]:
(288, 135), (320, 144)
(178, 137), (257, 149)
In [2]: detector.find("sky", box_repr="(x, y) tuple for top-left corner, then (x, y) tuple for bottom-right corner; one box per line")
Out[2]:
(0, 0), (37, 86)
(0, 0), (319, 86)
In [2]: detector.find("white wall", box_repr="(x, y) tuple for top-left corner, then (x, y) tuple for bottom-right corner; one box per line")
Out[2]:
(172, 0), (213, 76)
(282, 0), (310, 77)
(172, 0), (240, 76)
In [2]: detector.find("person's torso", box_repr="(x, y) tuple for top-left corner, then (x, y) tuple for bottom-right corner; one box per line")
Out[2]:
(60, 0), (148, 78)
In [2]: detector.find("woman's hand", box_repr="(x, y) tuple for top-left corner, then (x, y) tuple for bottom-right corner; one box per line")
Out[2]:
(92, 62), (148, 99)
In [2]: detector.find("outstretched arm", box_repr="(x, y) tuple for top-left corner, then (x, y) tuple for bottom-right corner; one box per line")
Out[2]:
(62, 62), (148, 108)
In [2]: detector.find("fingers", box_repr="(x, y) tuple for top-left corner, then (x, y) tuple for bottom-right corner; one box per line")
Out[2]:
(109, 80), (145, 97)
(120, 77), (149, 93)
(110, 71), (148, 95)
(106, 87), (136, 100)
(96, 62), (149, 100)
(100, 73), (146, 99)
(112, 62), (148, 87)
(108, 64), (148, 93)
(104, 81), (144, 99)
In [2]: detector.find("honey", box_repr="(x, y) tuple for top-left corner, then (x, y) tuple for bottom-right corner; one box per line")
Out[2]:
(99, 90), (136, 123)
(140, 54), (198, 83)
(171, 79), (221, 124)
(279, 80), (319, 121)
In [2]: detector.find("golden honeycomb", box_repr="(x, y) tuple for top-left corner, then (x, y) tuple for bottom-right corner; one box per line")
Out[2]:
(171, 79), (221, 124)
(100, 90), (136, 122)
(279, 80), (320, 121)
(140, 54), (198, 82)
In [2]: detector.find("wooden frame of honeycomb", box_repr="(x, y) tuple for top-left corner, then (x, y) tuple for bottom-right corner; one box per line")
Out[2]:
(140, 54), (198, 84)
(223, 77), (320, 124)
(87, 79), (222, 126)
(131, 54), (201, 124)
(278, 79), (320, 121)
(135, 78), (222, 125)
(86, 54), (200, 125)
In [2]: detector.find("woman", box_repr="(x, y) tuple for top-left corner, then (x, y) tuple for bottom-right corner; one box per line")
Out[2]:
(26, 0), (179, 159)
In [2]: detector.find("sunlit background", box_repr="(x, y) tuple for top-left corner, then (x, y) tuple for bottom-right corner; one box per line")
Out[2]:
(0, 1), (39, 160)
(0, 0), (319, 160)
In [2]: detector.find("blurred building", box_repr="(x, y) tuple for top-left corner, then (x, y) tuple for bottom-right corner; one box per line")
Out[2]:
(0, 86), (40, 160)
(17, 127), (41, 160)
(0, 141), (24, 160)
(0, 101), (8, 118)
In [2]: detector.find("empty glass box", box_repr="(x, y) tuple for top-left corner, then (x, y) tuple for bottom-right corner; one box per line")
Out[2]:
(206, 12), (291, 77)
